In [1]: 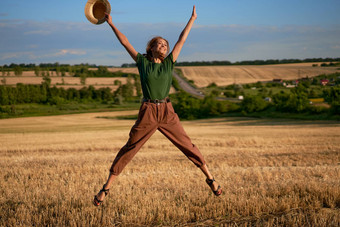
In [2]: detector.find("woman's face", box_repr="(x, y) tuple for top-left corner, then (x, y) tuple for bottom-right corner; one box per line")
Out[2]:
(152, 39), (168, 56)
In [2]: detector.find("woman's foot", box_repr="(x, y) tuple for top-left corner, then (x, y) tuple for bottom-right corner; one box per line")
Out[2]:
(93, 185), (109, 206)
(206, 178), (222, 196)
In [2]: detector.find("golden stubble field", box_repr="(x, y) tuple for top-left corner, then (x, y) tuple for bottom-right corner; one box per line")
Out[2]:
(2, 69), (132, 91)
(0, 111), (339, 226)
(4, 63), (339, 90)
(178, 63), (339, 87)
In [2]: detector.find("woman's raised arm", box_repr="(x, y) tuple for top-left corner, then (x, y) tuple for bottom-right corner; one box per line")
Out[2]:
(172, 5), (197, 62)
(105, 13), (138, 62)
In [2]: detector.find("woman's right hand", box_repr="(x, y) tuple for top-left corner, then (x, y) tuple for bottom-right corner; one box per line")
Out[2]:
(105, 13), (113, 25)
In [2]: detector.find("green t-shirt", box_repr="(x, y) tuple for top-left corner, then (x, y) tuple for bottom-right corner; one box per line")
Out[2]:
(136, 53), (175, 100)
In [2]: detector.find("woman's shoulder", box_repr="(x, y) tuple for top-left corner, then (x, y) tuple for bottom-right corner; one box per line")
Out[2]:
(137, 53), (148, 64)
(165, 52), (175, 65)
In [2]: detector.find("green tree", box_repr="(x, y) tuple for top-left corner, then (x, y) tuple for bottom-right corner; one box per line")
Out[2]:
(80, 74), (87, 85)
(172, 92), (201, 120)
(114, 94), (123, 105)
(1, 77), (6, 85)
(134, 75), (142, 97)
(121, 76), (134, 100)
(114, 80), (122, 86)
(14, 66), (23, 76)
(56, 67), (60, 76)
(273, 90), (309, 113)
(241, 95), (268, 113)
(68, 66), (73, 76)
(308, 89), (318, 98)
(34, 66), (41, 76)
(0, 86), (9, 105)
(330, 101), (340, 115)
(323, 87), (340, 103)
(42, 74), (51, 87)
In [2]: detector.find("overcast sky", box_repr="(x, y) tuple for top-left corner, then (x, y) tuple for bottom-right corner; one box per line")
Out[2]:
(1, 0), (339, 66)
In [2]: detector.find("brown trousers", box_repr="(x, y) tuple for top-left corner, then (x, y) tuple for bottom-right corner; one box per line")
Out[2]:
(110, 101), (206, 175)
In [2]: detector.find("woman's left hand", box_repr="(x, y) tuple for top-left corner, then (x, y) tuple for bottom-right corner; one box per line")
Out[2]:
(192, 5), (197, 20)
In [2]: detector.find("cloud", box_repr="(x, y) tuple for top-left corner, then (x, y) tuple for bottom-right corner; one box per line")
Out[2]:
(53, 49), (87, 56)
(0, 19), (339, 66)
(0, 51), (37, 61)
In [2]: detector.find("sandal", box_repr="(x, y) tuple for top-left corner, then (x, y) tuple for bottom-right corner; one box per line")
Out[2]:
(206, 178), (222, 196)
(93, 185), (110, 206)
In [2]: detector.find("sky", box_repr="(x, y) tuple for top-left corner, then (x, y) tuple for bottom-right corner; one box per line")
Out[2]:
(0, 0), (340, 66)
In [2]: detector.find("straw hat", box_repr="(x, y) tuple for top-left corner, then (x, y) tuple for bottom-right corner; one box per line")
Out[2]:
(85, 0), (111, 25)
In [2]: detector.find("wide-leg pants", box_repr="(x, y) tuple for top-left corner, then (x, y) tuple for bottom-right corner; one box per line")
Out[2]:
(109, 101), (206, 175)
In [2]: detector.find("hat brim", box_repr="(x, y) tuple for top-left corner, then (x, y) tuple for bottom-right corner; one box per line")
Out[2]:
(85, 0), (111, 25)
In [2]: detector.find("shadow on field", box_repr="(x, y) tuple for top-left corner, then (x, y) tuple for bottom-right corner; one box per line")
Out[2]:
(103, 114), (340, 127)
(196, 117), (340, 127)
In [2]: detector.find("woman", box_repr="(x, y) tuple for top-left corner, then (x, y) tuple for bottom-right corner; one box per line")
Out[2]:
(93, 5), (222, 206)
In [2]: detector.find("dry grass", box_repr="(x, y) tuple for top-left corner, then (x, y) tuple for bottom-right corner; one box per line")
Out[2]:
(177, 63), (339, 87)
(3, 74), (128, 87)
(108, 67), (139, 74)
(5, 63), (339, 90)
(0, 113), (339, 226)
(2, 74), (128, 92)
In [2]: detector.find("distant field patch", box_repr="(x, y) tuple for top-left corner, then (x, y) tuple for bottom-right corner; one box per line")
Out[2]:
(2, 71), (129, 90)
(177, 63), (339, 87)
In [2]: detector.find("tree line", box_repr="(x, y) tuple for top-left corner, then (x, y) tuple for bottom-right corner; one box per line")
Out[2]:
(1, 64), (136, 79)
(171, 72), (340, 119)
(121, 57), (340, 67)
(175, 58), (340, 67)
(4, 57), (336, 70)
(0, 74), (141, 111)
(169, 83), (340, 120)
(1, 68), (339, 119)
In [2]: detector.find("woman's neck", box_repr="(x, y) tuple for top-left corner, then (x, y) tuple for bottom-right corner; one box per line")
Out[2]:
(152, 57), (162, 63)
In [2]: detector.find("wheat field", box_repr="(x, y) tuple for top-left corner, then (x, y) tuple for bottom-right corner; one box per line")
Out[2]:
(0, 112), (339, 226)
(3, 73), (128, 91)
(4, 64), (339, 90)
(178, 63), (339, 87)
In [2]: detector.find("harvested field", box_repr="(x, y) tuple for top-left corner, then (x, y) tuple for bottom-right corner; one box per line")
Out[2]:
(3, 63), (338, 90)
(2, 74), (128, 90)
(108, 67), (139, 74)
(177, 63), (339, 87)
(3, 71), (72, 77)
(0, 113), (339, 226)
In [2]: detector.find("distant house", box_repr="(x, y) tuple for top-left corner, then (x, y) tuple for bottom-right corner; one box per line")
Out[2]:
(286, 84), (296, 88)
(320, 79), (329, 86)
(265, 97), (272, 102)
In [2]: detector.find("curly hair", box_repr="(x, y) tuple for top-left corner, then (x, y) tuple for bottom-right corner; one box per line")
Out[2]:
(144, 36), (169, 62)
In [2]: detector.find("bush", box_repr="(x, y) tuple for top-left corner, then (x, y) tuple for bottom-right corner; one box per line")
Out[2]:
(224, 91), (234, 98)
(330, 101), (340, 115)
(323, 87), (340, 103)
(241, 95), (268, 113)
(207, 82), (217, 88)
(308, 105), (328, 114)
(273, 92), (310, 113)
(171, 92), (232, 120)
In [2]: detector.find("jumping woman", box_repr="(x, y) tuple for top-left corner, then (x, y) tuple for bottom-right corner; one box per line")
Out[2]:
(93, 5), (222, 206)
